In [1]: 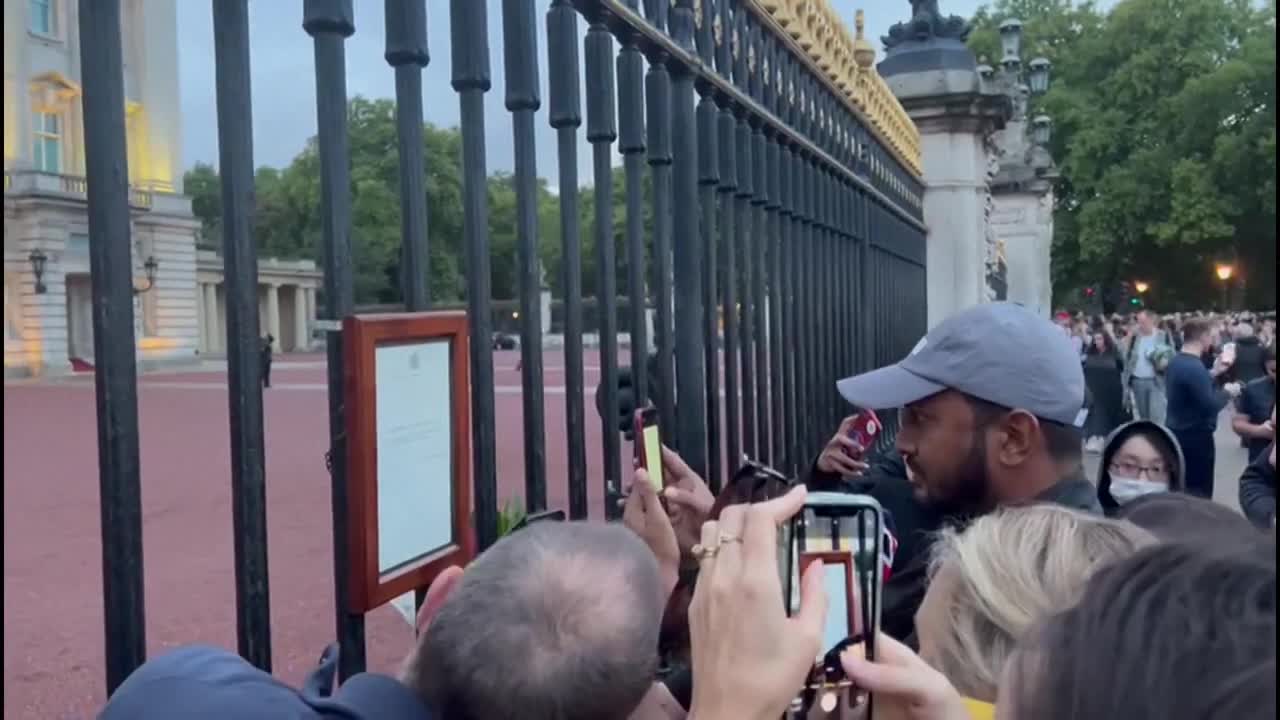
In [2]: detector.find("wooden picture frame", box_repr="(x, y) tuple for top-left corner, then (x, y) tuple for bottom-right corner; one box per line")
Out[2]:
(343, 311), (474, 614)
(799, 551), (858, 643)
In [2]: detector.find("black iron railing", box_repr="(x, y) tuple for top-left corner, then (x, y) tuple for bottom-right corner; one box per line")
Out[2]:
(82, 0), (927, 690)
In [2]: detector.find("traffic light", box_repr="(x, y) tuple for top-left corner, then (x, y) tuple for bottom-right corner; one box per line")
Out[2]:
(1130, 296), (1142, 307)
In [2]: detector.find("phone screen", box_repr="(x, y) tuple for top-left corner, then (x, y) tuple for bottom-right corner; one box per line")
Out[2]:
(820, 560), (852, 649)
(642, 422), (663, 491)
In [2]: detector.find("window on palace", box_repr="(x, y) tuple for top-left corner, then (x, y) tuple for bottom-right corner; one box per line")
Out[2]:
(29, 0), (56, 36)
(33, 111), (61, 173)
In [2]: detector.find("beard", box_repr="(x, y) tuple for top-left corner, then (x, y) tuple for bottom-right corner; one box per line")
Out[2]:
(911, 436), (992, 517)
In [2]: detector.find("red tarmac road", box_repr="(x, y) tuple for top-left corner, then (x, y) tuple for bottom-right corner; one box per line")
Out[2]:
(3, 350), (641, 719)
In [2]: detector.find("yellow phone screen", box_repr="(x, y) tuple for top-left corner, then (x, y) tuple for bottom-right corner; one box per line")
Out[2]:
(643, 424), (663, 491)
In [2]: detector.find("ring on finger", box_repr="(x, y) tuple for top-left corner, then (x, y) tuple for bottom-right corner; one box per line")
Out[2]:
(691, 543), (720, 560)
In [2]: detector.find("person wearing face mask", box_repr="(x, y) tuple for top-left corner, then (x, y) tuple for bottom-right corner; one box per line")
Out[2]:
(1096, 420), (1186, 515)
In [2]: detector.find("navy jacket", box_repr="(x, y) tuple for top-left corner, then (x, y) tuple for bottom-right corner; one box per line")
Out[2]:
(98, 644), (437, 720)
(1165, 352), (1231, 434)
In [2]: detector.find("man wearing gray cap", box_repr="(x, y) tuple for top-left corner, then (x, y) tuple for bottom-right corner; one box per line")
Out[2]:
(809, 303), (1100, 644)
(834, 302), (1099, 517)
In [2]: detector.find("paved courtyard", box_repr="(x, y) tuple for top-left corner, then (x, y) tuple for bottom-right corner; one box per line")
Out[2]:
(2, 354), (1255, 717)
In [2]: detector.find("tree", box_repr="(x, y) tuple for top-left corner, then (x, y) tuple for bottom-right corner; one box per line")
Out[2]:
(970, 0), (1276, 308)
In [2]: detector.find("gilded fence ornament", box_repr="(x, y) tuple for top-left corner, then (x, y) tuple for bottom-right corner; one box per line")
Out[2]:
(752, 0), (922, 175)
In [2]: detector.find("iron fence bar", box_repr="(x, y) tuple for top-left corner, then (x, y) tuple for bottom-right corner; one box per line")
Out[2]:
(751, 124), (769, 466)
(697, 89), (722, 490)
(618, 24), (649, 416)
(779, 138), (797, 475)
(585, 11), (623, 514)
(736, 114), (756, 460)
(303, 0), (364, 679)
(212, 0), (271, 672)
(502, 0), (548, 512)
(735, 7), (753, 462)
(574, 0), (923, 231)
(646, 51), (676, 447)
(386, 0), (431, 310)
(449, 0), (500, 547)
(670, 0), (706, 478)
(819, 169), (829, 427)
(547, 0), (589, 519)
(717, 99), (740, 486)
(694, 0), (721, 494)
(80, 0), (146, 693)
(766, 133), (784, 472)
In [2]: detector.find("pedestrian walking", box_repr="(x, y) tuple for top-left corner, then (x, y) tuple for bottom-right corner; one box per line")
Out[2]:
(261, 334), (274, 389)
(1165, 319), (1241, 499)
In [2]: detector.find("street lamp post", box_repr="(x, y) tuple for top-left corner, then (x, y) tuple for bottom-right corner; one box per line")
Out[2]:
(1215, 263), (1234, 311)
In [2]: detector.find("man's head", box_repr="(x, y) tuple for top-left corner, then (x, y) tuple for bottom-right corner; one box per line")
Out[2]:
(836, 303), (1085, 515)
(404, 522), (664, 720)
(1137, 309), (1157, 334)
(1181, 317), (1213, 347)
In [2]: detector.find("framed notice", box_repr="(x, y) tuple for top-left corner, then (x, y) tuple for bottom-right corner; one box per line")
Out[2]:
(343, 311), (473, 614)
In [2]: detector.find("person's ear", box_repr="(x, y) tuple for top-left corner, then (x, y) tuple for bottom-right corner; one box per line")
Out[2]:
(415, 565), (464, 634)
(995, 411), (1038, 466)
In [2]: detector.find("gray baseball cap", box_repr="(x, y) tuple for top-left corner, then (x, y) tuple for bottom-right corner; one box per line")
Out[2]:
(837, 302), (1086, 426)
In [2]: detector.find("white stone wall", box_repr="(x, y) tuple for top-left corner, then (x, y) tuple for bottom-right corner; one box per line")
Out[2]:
(992, 191), (1054, 318)
(3, 194), (200, 377)
(919, 130), (993, 329)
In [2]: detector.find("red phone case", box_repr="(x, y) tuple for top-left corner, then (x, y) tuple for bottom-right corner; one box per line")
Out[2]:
(845, 410), (881, 457)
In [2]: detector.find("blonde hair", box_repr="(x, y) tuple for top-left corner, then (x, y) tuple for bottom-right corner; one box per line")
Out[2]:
(922, 506), (1153, 701)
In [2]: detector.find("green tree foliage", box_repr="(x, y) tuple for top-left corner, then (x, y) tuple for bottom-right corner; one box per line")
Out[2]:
(971, 0), (1276, 309)
(185, 96), (666, 308)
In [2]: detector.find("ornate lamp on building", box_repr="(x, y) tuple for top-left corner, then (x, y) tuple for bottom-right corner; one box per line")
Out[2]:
(28, 249), (49, 294)
(984, 17), (1058, 317)
(133, 255), (159, 295)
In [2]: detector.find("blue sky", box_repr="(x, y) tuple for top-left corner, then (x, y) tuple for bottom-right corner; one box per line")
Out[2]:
(176, 1), (988, 181)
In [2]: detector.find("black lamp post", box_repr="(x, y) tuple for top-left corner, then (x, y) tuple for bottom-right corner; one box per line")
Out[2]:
(28, 249), (48, 294)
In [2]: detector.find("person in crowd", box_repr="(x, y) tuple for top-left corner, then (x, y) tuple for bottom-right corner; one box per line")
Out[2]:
(811, 302), (1097, 643)
(100, 522), (666, 720)
(1238, 411), (1276, 529)
(417, 522), (665, 720)
(914, 506), (1152, 702)
(1165, 318), (1241, 498)
(1232, 345), (1276, 463)
(1095, 420), (1185, 516)
(1120, 490), (1257, 542)
(1083, 330), (1126, 453)
(993, 537), (1277, 720)
(260, 333), (274, 388)
(1121, 309), (1173, 424)
(690, 485), (1276, 720)
(1229, 322), (1269, 384)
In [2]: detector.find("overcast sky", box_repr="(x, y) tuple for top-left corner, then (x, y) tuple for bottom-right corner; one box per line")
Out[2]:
(176, 1), (987, 183)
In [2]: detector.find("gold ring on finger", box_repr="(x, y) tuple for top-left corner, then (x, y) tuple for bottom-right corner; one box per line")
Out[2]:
(717, 534), (743, 545)
(692, 543), (720, 560)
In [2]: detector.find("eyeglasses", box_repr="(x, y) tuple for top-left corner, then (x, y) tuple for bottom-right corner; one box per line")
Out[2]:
(1109, 460), (1169, 481)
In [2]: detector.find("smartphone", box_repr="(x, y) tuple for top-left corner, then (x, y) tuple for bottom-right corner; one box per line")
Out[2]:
(634, 407), (663, 492)
(845, 409), (882, 459)
(1221, 342), (1237, 364)
(785, 492), (885, 658)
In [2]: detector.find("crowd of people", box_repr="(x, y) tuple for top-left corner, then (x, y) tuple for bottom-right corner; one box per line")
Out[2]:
(97, 303), (1276, 719)
(1063, 308), (1276, 521)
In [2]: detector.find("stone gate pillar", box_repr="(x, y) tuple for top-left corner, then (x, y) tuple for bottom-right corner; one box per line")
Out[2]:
(877, 2), (1011, 328)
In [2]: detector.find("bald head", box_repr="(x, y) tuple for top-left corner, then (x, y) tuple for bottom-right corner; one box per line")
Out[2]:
(411, 522), (663, 720)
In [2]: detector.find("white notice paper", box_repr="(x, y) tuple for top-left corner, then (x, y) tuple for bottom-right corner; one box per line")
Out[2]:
(375, 340), (454, 574)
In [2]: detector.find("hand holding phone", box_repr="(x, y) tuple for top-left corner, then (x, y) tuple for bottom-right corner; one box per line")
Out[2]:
(845, 410), (882, 459)
(816, 413), (877, 477)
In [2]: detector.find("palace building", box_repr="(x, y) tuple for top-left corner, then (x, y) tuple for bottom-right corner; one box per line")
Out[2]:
(4, 0), (320, 378)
